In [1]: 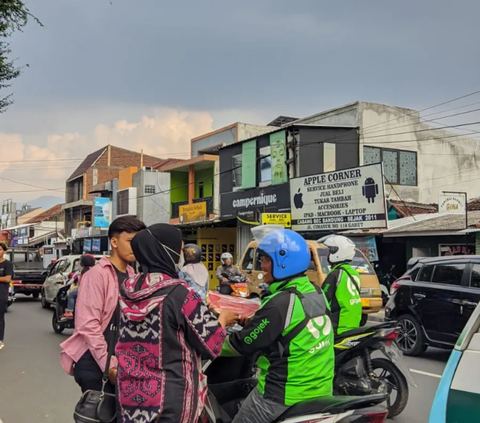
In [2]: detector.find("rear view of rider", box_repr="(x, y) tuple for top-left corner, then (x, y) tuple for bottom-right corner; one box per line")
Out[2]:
(216, 252), (246, 295)
(222, 226), (334, 423)
(319, 235), (362, 336)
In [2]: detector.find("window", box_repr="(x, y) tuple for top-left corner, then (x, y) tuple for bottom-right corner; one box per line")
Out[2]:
(407, 264), (422, 282)
(144, 185), (156, 194)
(431, 263), (465, 286)
(232, 154), (242, 188)
(363, 146), (417, 186)
(242, 248), (254, 270)
(198, 181), (204, 199)
(259, 146), (272, 184)
(419, 265), (434, 282)
(470, 264), (480, 288)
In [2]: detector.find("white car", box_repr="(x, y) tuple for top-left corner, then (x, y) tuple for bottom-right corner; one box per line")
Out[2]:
(41, 254), (104, 309)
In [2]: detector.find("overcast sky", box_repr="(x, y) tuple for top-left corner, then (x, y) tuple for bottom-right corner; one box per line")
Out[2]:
(1, 0), (479, 205)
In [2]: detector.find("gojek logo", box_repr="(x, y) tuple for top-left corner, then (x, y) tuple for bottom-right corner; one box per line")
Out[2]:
(244, 318), (270, 345)
(347, 275), (361, 297)
(307, 315), (333, 354)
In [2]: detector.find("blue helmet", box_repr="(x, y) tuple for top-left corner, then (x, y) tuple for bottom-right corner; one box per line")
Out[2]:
(252, 225), (310, 281)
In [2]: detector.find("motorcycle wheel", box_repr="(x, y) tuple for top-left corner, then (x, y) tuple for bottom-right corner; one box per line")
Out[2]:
(52, 312), (65, 334)
(370, 357), (408, 417)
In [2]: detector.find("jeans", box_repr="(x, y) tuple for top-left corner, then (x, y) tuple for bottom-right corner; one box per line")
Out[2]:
(67, 288), (78, 311)
(0, 299), (6, 341)
(232, 388), (290, 423)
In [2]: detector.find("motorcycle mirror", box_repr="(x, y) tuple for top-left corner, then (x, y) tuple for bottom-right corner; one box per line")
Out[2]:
(258, 273), (264, 280)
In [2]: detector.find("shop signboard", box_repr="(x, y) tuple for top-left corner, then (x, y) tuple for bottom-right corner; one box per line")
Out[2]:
(438, 194), (466, 215)
(221, 184), (291, 225)
(179, 202), (207, 224)
(93, 197), (111, 228)
(290, 164), (387, 232)
(439, 244), (475, 256)
(261, 213), (291, 228)
(350, 236), (379, 262)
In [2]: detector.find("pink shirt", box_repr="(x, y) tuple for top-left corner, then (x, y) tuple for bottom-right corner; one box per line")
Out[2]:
(60, 257), (134, 376)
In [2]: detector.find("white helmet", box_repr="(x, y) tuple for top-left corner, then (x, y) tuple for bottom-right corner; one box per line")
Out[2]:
(221, 252), (233, 264)
(318, 235), (356, 264)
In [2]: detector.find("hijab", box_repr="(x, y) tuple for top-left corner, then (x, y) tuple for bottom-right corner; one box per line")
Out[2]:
(131, 223), (183, 278)
(183, 263), (209, 287)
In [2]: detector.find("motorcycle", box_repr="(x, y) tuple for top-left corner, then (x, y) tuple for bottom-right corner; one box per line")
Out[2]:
(201, 356), (388, 422)
(219, 272), (252, 299)
(333, 321), (416, 417)
(375, 264), (397, 306)
(52, 283), (75, 334)
(7, 283), (15, 309)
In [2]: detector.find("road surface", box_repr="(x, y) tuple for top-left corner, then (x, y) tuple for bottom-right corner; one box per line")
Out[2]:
(0, 297), (449, 423)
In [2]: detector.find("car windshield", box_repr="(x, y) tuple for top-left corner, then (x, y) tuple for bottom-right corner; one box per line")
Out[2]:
(318, 249), (374, 274)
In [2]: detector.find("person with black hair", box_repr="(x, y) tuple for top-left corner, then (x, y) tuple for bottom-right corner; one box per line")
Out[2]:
(0, 243), (14, 350)
(60, 216), (146, 394)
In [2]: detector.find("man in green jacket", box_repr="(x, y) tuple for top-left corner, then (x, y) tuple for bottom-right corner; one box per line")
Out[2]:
(222, 226), (334, 423)
(319, 235), (362, 336)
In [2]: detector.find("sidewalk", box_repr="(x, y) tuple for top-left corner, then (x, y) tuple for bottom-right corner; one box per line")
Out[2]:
(367, 308), (385, 323)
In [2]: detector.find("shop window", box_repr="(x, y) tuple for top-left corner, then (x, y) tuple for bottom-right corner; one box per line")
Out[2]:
(363, 146), (417, 186)
(259, 146), (272, 185)
(232, 154), (242, 189)
(144, 185), (156, 194)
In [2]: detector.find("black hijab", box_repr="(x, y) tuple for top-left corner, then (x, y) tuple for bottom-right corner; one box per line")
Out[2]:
(131, 223), (183, 278)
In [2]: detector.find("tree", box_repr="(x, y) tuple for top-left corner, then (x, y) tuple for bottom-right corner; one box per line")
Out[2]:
(0, 1), (41, 113)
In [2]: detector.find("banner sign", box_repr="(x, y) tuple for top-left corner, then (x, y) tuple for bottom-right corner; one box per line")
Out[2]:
(261, 213), (291, 228)
(93, 197), (111, 228)
(439, 244), (475, 256)
(179, 202), (207, 224)
(439, 194), (466, 215)
(221, 184), (291, 224)
(290, 163), (387, 232)
(350, 236), (379, 262)
(270, 131), (288, 185)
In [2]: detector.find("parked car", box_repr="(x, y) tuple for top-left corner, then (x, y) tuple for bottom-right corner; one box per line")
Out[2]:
(385, 255), (480, 356)
(41, 254), (103, 309)
(6, 249), (48, 298)
(429, 297), (480, 422)
(239, 239), (383, 323)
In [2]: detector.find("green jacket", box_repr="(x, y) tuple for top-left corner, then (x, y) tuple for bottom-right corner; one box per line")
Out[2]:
(222, 275), (334, 406)
(322, 263), (362, 335)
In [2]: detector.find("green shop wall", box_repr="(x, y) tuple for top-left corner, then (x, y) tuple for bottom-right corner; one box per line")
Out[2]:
(194, 168), (214, 199)
(170, 171), (189, 212)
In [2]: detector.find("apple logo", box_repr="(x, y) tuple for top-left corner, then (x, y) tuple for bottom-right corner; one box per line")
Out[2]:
(293, 188), (304, 209)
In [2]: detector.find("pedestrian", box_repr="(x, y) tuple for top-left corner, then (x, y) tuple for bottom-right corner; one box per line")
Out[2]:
(0, 243), (14, 350)
(178, 243), (209, 302)
(61, 254), (96, 320)
(116, 223), (238, 423)
(60, 216), (146, 395)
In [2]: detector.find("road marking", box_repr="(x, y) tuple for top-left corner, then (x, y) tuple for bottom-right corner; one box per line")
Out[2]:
(410, 369), (442, 379)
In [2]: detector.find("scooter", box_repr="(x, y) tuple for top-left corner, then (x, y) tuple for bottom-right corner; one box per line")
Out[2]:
(333, 321), (416, 418)
(219, 272), (252, 299)
(201, 356), (389, 422)
(52, 283), (75, 334)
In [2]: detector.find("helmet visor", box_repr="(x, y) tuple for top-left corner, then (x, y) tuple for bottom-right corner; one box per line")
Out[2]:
(251, 225), (285, 256)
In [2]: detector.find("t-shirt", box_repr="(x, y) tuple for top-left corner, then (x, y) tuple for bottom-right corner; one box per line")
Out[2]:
(108, 265), (129, 344)
(113, 266), (129, 287)
(0, 259), (14, 300)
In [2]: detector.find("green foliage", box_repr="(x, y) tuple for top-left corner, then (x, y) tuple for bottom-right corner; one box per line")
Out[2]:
(0, 1), (42, 113)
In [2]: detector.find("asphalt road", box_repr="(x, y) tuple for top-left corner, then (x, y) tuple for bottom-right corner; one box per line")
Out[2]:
(0, 297), (449, 423)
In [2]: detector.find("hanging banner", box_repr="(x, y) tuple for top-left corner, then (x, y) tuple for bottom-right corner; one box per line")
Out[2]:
(439, 244), (475, 256)
(290, 163), (387, 232)
(270, 131), (288, 185)
(93, 197), (111, 228)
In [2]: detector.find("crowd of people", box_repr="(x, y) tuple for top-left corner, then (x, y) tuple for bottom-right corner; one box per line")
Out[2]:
(1, 215), (364, 423)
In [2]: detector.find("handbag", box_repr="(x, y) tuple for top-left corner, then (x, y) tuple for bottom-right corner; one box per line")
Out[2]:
(73, 310), (119, 423)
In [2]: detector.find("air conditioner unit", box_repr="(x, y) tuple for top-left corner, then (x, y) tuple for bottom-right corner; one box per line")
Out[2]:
(117, 187), (138, 217)
(142, 166), (153, 172)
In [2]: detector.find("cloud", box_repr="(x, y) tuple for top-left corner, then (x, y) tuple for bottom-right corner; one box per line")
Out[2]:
(0, 107), (214, 203)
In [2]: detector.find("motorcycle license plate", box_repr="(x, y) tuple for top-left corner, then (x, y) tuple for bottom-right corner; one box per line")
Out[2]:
(381, 344), (417, 387)
(361, 298), (370, 307)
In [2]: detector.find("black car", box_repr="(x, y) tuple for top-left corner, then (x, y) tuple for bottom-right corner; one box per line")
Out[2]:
(385, 255), (480, 356)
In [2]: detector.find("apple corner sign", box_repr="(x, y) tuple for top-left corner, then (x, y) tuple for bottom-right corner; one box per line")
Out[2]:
(289, 163), (388, 232)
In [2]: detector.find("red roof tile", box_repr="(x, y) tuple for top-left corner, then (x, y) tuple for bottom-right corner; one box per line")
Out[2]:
(25, 204), (64, 224)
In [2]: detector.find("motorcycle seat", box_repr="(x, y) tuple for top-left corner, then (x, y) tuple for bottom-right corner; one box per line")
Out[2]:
(278, 394), (387, 419)
(335, 322), (394, 341)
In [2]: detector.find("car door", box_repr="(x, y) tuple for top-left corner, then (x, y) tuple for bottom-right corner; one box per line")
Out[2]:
(425, 262), (467, 345)
(459, 262), (480, 328)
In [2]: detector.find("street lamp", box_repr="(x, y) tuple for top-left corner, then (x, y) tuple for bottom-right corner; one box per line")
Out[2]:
(442, 191), (469, 250)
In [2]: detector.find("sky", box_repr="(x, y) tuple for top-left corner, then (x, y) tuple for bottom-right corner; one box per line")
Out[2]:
(1, 0), (479, 206)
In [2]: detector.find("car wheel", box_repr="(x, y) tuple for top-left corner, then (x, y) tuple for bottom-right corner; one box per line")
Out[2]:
(397, 314), (427, 356)
(32, 292), (40, 299)
(52, 312), (65, 334)
(41, 292), (50, 309)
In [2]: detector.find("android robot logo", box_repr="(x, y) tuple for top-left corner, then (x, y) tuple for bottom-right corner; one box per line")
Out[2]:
(362, 177), (379, 204)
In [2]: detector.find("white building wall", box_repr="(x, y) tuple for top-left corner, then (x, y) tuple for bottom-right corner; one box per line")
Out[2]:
(237, 123), (275, 141)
